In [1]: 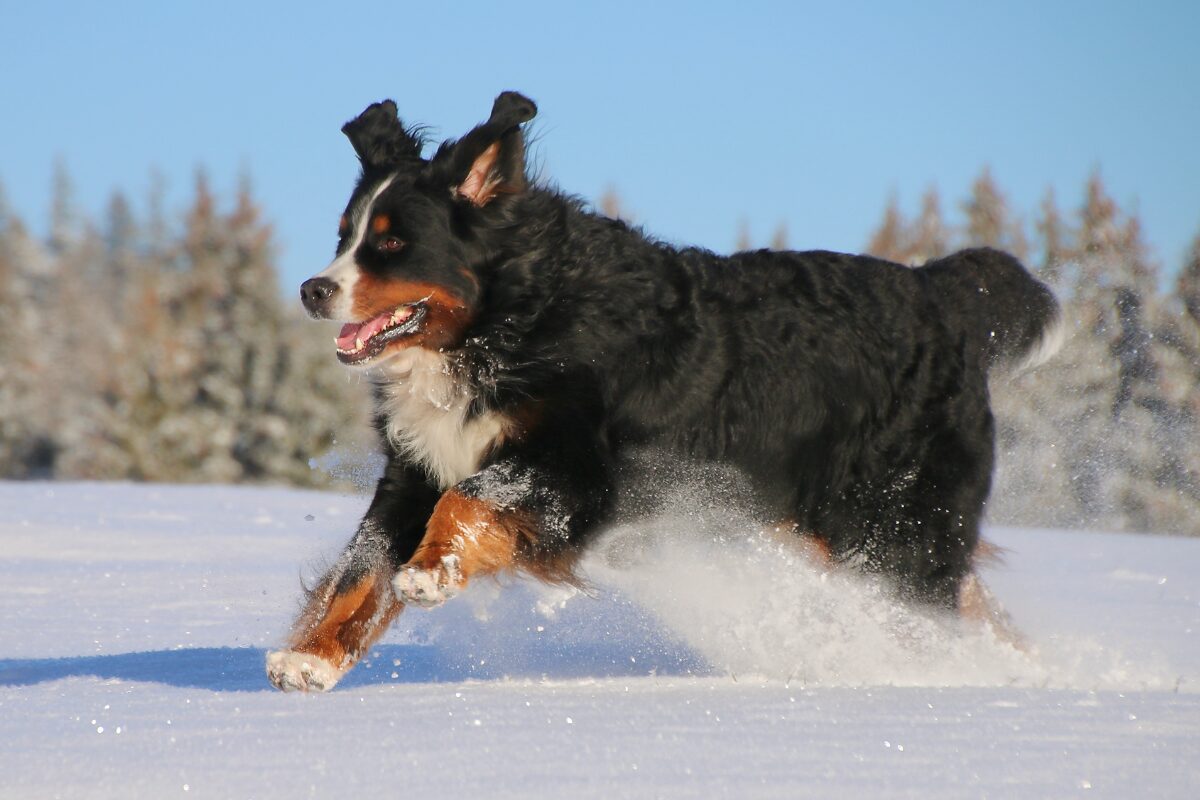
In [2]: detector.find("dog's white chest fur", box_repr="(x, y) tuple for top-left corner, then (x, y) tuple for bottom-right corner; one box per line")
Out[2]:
(372, 349), (505, 489)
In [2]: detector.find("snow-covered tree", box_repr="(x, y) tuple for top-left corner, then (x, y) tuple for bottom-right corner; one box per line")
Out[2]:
(992, 174), (1200, 532)
(865, 189), (947, 266)
(1034, 188), (1071, 285)
(865, 194), (907, 263)
(907, 187), (949, 264)
(0, 166), (370, 486)
(961, 167), (1028, 261)
(0, 187), (49, 476)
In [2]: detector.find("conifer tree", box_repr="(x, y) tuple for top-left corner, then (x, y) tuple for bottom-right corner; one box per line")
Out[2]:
(0, 187), (45, 475)
(735, 219), (751, 252)
(961, 167), (1028, 261)
(1035, 188), (1070, 285)
(1178, 228), (1200, 328)
(769, 222), (788, 251)
(5, 161), (1200, 529)
(599, 188), (625, 221)
(48, 157), (75, 256)
(907, 187), (948, 264)
(865, 195), (907, 262)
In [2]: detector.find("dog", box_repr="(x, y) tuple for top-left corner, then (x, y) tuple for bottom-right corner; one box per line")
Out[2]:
(266, 92), (1062, 692)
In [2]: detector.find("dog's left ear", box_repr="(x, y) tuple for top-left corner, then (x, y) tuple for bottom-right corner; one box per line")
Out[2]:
(433, 91), (537, 207)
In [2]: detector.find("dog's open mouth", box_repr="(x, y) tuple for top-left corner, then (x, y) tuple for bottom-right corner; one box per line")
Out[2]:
(335, 302), (427, 364)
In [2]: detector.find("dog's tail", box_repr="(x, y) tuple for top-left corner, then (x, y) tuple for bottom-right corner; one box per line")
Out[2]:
(920, 247), (1064, 374)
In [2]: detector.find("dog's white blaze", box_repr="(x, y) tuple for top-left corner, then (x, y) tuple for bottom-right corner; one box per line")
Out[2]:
(310, 175), (397, 320)
(373, 349), (507, 490)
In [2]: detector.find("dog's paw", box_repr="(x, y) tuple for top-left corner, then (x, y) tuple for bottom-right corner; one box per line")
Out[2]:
(393, 555), (462, 608)
(265, 650), (341, 693)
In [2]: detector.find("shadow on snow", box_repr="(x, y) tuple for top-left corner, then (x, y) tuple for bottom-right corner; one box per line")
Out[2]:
(0, 628), (704, 692)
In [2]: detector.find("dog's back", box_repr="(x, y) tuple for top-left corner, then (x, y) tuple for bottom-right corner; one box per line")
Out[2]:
(619, 245), (1061, 606)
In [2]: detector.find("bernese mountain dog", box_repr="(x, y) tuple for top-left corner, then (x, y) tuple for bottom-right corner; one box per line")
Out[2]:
(267, 92), (1062, 692)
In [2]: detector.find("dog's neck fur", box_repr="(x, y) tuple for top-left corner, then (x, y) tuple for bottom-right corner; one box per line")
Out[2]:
(370, 348), (507, 490)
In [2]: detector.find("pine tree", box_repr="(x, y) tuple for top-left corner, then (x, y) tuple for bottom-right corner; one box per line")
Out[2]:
(1075, 171), (1124, 296)
(599, 188), (626, 221)
(907, 187), (948, 264)
(735, 219), (751, 252)
(1035, 187), (1070, 285)
(0, 167), (370, 486)
(865, 195), (907, 262)
(0, 186), (46, 476)
(961, 167), (1028, 261)
(988, 180), (1087, 527)
(44, 221), (118, 478)
(48, 157), (75, 256)
(103, 192), (137, 292)
(1017, 175), (1195, 531)
(1178, 228), (1200, 328)
(865, 189), (946, 266)
(859, 172), (1200, 533)
(769, 222), (788, 251)
(132, 174), (365, 484)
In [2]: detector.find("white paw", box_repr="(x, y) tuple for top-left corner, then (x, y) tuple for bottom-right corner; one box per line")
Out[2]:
(393, 555), (462, 608)
(265, 650), (341, 693)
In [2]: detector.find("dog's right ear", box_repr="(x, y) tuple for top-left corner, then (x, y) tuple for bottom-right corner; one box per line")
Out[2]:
(342, 100), (422, 170)
(431, 91), (537, 207)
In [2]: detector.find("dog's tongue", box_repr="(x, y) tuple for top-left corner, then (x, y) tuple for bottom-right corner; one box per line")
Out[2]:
(335, 311), (391, 350)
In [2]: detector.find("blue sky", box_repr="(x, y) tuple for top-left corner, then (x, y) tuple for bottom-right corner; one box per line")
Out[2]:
(2, 1), (1198, 294)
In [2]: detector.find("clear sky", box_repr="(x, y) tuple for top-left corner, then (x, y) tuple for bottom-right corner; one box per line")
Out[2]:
(2, 1), (1198, 295)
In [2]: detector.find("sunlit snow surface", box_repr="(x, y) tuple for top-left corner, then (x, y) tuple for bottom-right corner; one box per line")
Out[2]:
(1, 483), (1197, 798)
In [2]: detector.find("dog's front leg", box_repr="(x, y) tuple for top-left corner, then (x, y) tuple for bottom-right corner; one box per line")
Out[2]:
(393, 408), (611, 608)
(267, 460), (437, 692)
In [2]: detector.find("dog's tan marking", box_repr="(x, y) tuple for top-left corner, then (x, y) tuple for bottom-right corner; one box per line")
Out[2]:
(958, 571), (1025, 649)
(483, 400), (543, 458)
(286, 570), (403, 673)
(765, 521), (833, 569)
(404, 488), (577, 589)
(371, 213), (390, 234)
(408, 490), (531, 581)
(349, 276), (475, 351)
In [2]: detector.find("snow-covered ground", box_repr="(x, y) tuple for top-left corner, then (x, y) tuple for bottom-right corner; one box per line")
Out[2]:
(1, 482), (1197, 798)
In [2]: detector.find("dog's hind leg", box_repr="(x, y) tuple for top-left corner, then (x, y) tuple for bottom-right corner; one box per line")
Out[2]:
(959, 571), (1025, 649)
(763, 521), (835, 571)
(958, 544), (1026, 650)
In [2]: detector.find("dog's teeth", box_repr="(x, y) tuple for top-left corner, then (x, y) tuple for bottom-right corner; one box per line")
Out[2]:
(355, 337), (364, 351)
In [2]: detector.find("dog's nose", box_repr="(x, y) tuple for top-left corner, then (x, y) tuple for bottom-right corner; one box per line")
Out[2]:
(300, 277), (338, 317)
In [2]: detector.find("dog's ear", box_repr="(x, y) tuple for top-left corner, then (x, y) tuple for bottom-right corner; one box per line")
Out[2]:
(433, 91), (537, 206)
(342, 100), (422, 170)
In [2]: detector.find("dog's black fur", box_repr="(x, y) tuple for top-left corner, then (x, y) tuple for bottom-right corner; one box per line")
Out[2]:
(269, 91), (1060, 691)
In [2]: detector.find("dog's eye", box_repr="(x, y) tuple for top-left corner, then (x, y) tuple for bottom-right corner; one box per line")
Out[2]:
(378, 237), (405, 253)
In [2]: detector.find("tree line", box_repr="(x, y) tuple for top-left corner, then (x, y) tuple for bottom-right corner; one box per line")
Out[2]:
(1, 166), (1198, 533)
(0, 167), (368, 487)
(859, 170), (1200, 534)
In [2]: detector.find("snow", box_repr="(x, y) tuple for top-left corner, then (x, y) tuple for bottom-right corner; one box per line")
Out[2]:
(1, 482), (1198, 798)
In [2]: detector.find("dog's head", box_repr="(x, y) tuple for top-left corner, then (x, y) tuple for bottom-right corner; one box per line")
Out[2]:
(300, 92), (537, 367)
